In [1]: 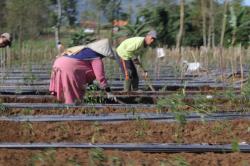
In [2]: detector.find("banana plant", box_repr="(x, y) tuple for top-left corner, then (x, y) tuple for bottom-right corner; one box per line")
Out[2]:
(226, 5), (250, 46)
(113, 16), (151, 40)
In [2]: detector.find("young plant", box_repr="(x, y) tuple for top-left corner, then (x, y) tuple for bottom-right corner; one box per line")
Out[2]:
(231, 138), (240, 152)
(88, 148), (107, 166)
(164, 156), (190, 166)
(22, 122), (35, 140)
(30, 149), (56, 166)
(241, 78), (250, 100)
(23, 108), (33, 115)
(15, 86), (22, 94)
(30, 153), (45, 166)
(224, 87), (237, 106)
(134, 117), (149, 138)
(190, 94), (217, 114)
(109, 156), (124, 166)
(23, 72), (38, 85)
(0, 103), (7, 114)
(157, 92), (188, 143)
(173, 156), (190, 166)
(174, 111), (187, 144)
(85, 84), (105, 104)
(66, 158), (81, 166)
(91, 122), (104, 143)
(156, 92), (186, 112)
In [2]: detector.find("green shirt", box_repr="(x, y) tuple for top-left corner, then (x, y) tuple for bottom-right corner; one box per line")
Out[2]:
(116, 37), (145, 60)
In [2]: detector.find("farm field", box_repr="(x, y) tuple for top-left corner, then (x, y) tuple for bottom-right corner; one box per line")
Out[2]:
(1, 0), (250, 164)
(0, 47), (250, 165)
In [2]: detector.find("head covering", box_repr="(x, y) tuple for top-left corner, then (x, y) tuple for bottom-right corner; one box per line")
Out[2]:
(147, 30), (157, 39)
(1, 33), (12, 46)
(87, 38), (116, 59)
(64, 39), (116, 59)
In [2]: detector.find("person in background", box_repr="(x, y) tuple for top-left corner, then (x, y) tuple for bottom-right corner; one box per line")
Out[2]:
(57, 41), (64, 54)
(116, 30), (157, 92)
(49, 39), (115, 104)
(0, 33), (12, 48)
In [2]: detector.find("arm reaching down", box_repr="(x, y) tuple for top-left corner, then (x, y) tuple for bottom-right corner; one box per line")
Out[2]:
(91, 58), (108, 88)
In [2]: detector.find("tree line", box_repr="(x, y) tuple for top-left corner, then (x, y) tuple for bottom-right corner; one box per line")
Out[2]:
(0, 0), (249, 47)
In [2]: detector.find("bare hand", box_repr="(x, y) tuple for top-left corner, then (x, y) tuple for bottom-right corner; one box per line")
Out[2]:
(106, 92), (117, 102)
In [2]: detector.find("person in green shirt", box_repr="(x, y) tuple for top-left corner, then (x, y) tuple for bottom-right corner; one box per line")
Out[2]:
(116, 30), (157, 91)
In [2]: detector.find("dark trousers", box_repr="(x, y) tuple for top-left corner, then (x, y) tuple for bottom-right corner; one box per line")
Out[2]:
(116, 55), (139, 91)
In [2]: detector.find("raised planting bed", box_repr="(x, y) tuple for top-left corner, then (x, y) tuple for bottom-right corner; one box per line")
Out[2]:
(0, 119), (249, 144)
(0, 149), (249, 166)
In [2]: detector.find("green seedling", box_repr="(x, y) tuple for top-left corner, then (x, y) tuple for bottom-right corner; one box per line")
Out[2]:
(212, 121), (232, 135)
(157, 92), (188, 143)
(231, 138), (240, 152)
(164, 156), (190, 166)
(135, 117), (149, 138)
(174, 156), (190, 166)
(241, 78), (250, 99)
(128, 108), (137, 115)
(174, 112), (187, 126)
(91, 122), (103, 144)
(15, 86), (22, 94)
(0, 103), (7, 114)
(85, 84), (105, 104)
(156, 92), (186, 112)
(23, 108), (33, 115)
(30, 149), (56, 166)
(22, 122), (35, 139)
(190, 94), (217, 114)
(23, 73), (38, 85)
(85, 107), (98, 115)
(66, 158), (81, 166)
(109, 156), (124, 166)
(174, 112), (187, 144)
(30, 153), (45, 166)
(89, 148), (107, 166)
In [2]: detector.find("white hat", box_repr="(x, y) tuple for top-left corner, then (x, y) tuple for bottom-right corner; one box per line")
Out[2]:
(1, 33), (12, 46)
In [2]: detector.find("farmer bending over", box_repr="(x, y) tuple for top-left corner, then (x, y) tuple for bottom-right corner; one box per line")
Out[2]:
(49, 39), (115, 104)
(116, 30), (157, 91)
